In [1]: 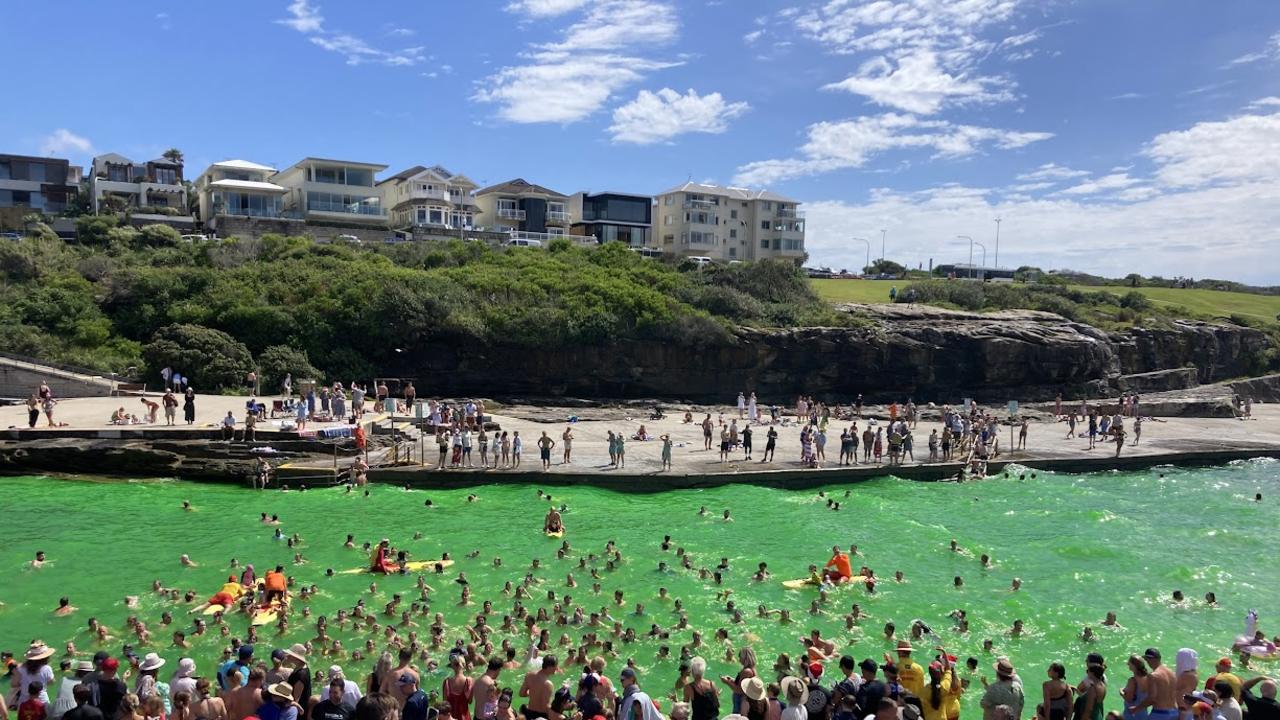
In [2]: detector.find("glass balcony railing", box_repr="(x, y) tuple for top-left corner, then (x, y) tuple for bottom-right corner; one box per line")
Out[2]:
(308, 200), (384, 216)
(546, 210), (569, 223)
(498, 208), (526, 220)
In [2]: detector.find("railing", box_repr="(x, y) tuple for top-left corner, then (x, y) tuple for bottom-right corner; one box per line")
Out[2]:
(510, 230), (596, 245)
(546, 210), (569, 223)
(683, 199), (718, 209)
(308, 201), (385, 216)
(498, 208), (526, 220)
(215, 206), (302, 219)
(774, 208), (805, 219)
(687, 214), (719, 226)
(450, 194), (477, 206)
(0, 350), (138, 384)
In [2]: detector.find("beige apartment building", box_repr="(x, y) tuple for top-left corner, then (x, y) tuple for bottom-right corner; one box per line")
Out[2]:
(653, 182), (805, 263)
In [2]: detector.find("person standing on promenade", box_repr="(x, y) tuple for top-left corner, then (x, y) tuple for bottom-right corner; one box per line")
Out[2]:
(738, 393), (746, 419)
(162, 391), (178, 426)
(1018, 420), (1028, 450)
(26, 393), (40, 428)
(1129, 649), (1178, 720)
(703, 415), (714, 451)
(661, 434), (673, 470)
(743, 425), (753, 461)
(183, 387), (196, 425)
(537, 432), (555, 471)
(511, 431), (522, 468)
(562, 427), (574, 465)
(1134, 417), (1143, 445)
(748, 393), (759, 422)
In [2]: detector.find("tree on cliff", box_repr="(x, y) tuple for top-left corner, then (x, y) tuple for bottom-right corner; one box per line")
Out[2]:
(143, 323), (251, 391)
(257, 345), (321, 392)
(863, 259), (905, 276)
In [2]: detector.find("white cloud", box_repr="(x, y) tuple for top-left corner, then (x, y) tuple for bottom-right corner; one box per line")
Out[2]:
(1227, 31), (1280, 65)
(1146, 109), (1280, 188)
(1016, 163), (1088, 182)
(1010, 181), (1054, 192)
(475, 0), (679, 124)
(276, 0), (423, 67)
(505, 0), (590, 17)
(277, 0), (324, 33)
(733, 113), (1051, 185)
(799, 103), (1280, 283)
(795, 0), (1019, 55)
(39, 129), (94, 157)
(387, 27), (415, 37)
(609, 88), (749, 144)
(1111, 92), (1144, 100)
(823, 49), (1011, 114)
(743, 29), (765, 44)
(1057, 172), (1141, 196)
(1246, 96), (1280, 109)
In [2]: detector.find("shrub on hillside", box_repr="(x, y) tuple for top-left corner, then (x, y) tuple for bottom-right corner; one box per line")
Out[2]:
(143, 323), (252, 391)
(257, 345), (322, 390)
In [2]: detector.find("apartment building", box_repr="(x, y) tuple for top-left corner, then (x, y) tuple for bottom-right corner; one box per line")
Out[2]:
(475, 178), (595, 243)
(272, 158), (389, 226)
(0, 153), (80, 212)
(89, 153), (194, 228)
(568, 191), (652, 247)
(194, 159), (303, 236)
(653, 182), (805, 262)
(378, 165), (478, 231)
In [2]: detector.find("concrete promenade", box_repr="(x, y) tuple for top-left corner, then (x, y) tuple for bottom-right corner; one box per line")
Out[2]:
(1, 393), (1277, 486)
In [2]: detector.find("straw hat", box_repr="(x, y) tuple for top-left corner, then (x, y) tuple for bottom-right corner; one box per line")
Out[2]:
(994, 658), (1015, 677)
(175, 658), (196, 678)
(139, 653), (166, 672)
(283, 644), (308, 664)
(740, 677), (766, 702)
(74, 660), (95, 673)
(25, 642), (55, 661)
(895, 640), (913, 653)
(780, 676), (809, 707)
(267, 682), (295, 701)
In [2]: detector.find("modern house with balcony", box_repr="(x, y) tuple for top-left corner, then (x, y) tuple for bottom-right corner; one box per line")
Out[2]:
(0, 153), (81, 232)
(475, 178), (594, 244)
(568, 191), (652, 247)
(194, 159), (303, 237)
(272, 158), (389, 234)
(653, 182), (805, 263)
(378, 165), (479, 234)
(89, 153), (194, 229)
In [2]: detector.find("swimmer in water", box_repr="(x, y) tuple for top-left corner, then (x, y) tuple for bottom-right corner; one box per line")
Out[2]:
(1080, 626), (1095, 642)
(1102, 612), (1121, 627)
(32, 551), (46, 568)
(182, 501), (193, 511)
(1010, 578), (1022, 591)
(54, 596), (77, 615)
(723, 509), (732, 522)
(180, 554), (197, 567)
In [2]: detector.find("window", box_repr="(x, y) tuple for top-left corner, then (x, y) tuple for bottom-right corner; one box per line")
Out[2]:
(761, 220), (769, 230)
(547, 227), (566, 237)
(663, 234), (674, 245)
(729, 229), (737, 239)
(27, 163), (46, 183)
(729, 247), (737, 258)
(762, 201), (772, 210)
(11, 190), (31, 206)
(730, 209), (738, 219)
(760, 239), (769, 249)
(0, 161), (9, 180)
(107, 165), (130, 182)
(664, 215), (673, 226)
(154, 167), (177, 185)
(664, 195), (673, 205)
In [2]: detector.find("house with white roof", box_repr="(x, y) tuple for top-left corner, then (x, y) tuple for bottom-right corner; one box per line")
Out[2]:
(89, 152), (194, 229)
(653, 182), (805, 263)
(195, 159), (303, 236)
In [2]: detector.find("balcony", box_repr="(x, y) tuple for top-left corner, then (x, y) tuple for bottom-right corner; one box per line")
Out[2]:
(683, 199), (718, 209)
(510, 230), (597, 245)
(687, 214), (719, 226)
(308, 200), (385, 217)
(215, 206), (301, 220)
(774, 208), (806, 219)
(546, 210), (569, 224)
(450, 193), (477, 207)
(497, 208), (526, 220)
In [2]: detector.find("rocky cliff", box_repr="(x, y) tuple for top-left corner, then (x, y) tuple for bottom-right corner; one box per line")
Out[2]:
(394, 305), (1270, 403)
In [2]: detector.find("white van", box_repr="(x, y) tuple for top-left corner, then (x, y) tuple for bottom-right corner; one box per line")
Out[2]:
(506, 238), (544, 248)
(687, 256), (713, 266)
(630, 247), (664, 259)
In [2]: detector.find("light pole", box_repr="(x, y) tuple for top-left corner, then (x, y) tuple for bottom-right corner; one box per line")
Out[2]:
(879, 228), (887, 262)
(993, 217), (1002, 269)
(957, 234), (973, 278)
(973, 240), (987, 280)
(852, 236), (870, 275)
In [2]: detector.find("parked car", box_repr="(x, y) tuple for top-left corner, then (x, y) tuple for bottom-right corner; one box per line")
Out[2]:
(0, 232), (22, 240)
(629, 247), (664, 258)
(506, 238), (543, 248)
(336, 234), (362, 244)
(686, 256), (713, 266)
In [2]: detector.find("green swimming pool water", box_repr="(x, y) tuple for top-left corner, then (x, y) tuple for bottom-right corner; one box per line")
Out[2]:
(3, 461), (1278, 713)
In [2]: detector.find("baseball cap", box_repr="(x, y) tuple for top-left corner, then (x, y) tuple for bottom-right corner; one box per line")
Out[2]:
(398, 673), (417, 685)
(271, 649), (287, 661)
(620, 668), (636, 680)
(807, 662), (823, 679)
(1217, 657), (1232, 669)
(239, 644), (255, 660)
(1143, 648), (1161, 660)
(93, 651), (110, 664)
(581, 674), (601, 688)
(102, 657), (119, 671)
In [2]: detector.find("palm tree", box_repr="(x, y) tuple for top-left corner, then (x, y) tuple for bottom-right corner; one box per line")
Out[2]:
(162, 148), (184, 165)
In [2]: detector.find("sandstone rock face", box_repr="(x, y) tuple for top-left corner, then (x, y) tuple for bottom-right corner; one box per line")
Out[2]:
(396, 306), (1268, 402)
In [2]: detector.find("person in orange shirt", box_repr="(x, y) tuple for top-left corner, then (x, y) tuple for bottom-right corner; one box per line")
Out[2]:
(823, 546), (852, 584)
(263, 565), (287, 604)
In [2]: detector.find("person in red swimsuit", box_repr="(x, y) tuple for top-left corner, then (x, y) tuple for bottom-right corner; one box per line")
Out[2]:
(371, 539), (400, 574)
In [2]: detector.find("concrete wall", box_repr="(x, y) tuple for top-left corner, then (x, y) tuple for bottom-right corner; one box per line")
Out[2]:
(0, 361), (115, 399)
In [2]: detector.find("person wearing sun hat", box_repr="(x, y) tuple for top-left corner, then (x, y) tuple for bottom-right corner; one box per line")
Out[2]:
(739, 676), (768, 720)
(134, 653), (168, 705)
(980, 659), (1025, 720)
(282, 644), (311, 710)
(886, 640), (925, 700)
(50, 660), (95, 719)
(258, 681), (301, 720)
(168, 658), (197, 704)
(780, 676), (809, 720)
(17, 641), (56, 704)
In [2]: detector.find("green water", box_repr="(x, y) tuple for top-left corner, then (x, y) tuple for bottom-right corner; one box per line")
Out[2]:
(3, 461), (1279, 713)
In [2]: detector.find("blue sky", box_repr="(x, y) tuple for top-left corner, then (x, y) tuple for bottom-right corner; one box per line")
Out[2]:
(3, 1), (1279, 281)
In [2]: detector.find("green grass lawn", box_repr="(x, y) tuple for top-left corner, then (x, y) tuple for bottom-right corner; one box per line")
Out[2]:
(811, 278), (1280, 325)
(1069, 285), (1280, 324)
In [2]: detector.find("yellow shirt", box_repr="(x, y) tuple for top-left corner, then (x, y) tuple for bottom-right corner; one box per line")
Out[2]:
(1208, 672), (1242, 701)
(899, 658), (926, 699)
(219, 582), (244, 599)
(920, 671), (953, 720)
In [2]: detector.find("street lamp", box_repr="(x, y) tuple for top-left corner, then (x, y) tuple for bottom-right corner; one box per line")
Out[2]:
(879, 228), (887, 262)
(852, 236), (871, 275)
(973, 240), (987, 280)
(993, 217), (1002, 269)
(957, 234), (973, 277)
